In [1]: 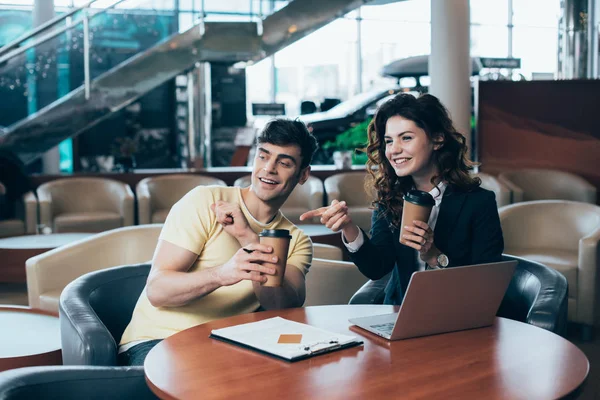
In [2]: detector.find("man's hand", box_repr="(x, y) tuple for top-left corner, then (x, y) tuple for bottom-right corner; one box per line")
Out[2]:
(210, 200), (255, 245)
(213, 243), (278, 286)
(402, 220), (439, 265)
(300, 199), (360, 242)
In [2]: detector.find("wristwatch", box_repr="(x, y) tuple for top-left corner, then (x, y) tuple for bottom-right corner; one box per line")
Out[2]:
(436, 253), (449, 268)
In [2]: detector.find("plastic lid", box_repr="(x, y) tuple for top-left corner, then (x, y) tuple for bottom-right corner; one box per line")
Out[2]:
(403, 190), (435, 207)
(259, 229), (292, 238)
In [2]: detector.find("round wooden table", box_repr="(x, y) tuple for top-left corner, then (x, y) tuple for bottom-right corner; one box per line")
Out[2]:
(0, 306), (62, 372)
(0, 233), (92, 282)
(144, 305), (589, 400)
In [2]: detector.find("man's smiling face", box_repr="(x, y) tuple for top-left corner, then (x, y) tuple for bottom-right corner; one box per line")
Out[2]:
(250, 142), (308, 204)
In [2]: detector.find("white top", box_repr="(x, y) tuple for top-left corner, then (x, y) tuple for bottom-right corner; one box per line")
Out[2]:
(343, 183), (447, 271)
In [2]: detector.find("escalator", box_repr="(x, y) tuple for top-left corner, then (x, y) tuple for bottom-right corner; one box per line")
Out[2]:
(0, 0), (365, 165)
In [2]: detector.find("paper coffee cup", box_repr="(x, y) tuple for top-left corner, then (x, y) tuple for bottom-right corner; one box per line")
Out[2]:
(399, 190), (435, 246)
(259, 229), (291, 287)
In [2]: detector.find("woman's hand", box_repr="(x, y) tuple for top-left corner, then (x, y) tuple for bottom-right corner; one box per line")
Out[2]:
(402, 220), (440, 266)
(299, 200), (360, 241)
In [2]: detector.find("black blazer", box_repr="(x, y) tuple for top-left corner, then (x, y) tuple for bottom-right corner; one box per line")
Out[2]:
(349, 185), (504, 305)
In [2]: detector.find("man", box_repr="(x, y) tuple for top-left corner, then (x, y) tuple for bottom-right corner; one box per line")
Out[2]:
(118, 119), (319, 365)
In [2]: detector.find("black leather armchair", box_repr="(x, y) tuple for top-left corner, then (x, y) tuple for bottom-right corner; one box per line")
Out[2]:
(349, 254), (569, 336)
(0, 366), (157, 400)
(59, 264), (151, 366)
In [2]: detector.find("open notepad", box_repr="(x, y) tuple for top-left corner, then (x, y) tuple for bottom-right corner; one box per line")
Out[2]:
(210, 317), (363, 362)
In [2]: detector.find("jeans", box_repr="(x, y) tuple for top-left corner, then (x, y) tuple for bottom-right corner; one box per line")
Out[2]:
(117, 339), (162, 366)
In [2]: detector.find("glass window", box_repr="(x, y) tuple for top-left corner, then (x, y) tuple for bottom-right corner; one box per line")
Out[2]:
(178, 11), (195, 32)
(202, 0), (251, 15)
(471, 25), (509, 57)
(54, 0), (74, 7)
(271, 17), (357, 115)
(178, 0), (195, 12)
(361, 1), (430, 23)
(361, 19), (430, 90)
(512, 26), (558, 78)
(513, 0), (561, 27)
(0, 0), (33, 4)
(246, 57), (273, 109)
(470, 0), (508, 25)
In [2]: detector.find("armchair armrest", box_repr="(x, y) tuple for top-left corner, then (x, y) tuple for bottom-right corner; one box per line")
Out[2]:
(497, 175), (524, 203)
(307, 178), (325, 211)
(36, 188), (53, 228)
(23, 191), (38, 234)
(572, 176), (597, 204)
(348, 272), (390, 305)
(0, 366), (157, 399)
(60, 278), (121, 366)
(499, 255), (569, 336)
(26, 231), (145, 310)
(136, 182), (152, 225)
(323, 178), (340, 205)
(59, 264), (151, 366)
(119, 185), (135, 227)
(576, 226), (600, 325)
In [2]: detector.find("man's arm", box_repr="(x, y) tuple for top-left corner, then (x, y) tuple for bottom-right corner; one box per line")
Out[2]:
(252, 265), (306, 309)
(146, 240), (276, 308)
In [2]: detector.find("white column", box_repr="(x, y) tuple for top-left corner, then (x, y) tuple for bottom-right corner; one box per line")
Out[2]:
(34, 0), (61, 173)
(429, 0), (472, 150)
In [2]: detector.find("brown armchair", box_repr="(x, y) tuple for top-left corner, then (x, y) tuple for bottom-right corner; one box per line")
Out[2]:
(136, 174), (226, 224)
(37, 178), (134, 233)
(324, 172), (373, 233)
(233, 175), (324, 224)
(498, 168), (596, 204)
(304, 258), (369, 306)
(0, 181), (37, 238)
(499, 200), (600, 336)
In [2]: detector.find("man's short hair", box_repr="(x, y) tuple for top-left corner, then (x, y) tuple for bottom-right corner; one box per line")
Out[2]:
(257, 119), (318, 169)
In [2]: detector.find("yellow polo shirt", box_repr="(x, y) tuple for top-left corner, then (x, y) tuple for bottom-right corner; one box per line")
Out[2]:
(120, 185), (312, 344)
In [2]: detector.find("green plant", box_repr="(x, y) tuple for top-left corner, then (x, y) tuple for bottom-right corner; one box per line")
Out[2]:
(322, 118), (371, 165)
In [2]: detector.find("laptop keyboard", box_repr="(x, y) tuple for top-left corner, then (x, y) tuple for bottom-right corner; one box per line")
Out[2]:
(370, 322), (395, 335)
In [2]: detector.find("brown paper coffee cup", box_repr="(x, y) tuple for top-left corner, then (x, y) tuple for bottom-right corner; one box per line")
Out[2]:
(259, 229), (291, 287)
(399, 190), (435, 246)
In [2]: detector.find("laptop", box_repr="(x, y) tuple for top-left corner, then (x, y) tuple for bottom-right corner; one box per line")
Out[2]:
(348, 260), (517, 340)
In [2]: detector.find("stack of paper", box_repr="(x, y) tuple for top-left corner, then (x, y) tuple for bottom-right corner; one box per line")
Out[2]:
(210, 317), (362, 361)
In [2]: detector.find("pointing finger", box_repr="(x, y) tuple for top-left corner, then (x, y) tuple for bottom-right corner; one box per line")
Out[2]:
(300, 207), (328, 220)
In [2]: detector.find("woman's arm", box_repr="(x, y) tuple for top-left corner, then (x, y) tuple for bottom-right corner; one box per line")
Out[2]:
(470, 191), (504, 264)
(348, 207), (399, 280)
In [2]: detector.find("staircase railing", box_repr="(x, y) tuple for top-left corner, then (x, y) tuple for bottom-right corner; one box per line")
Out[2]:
(0, 0), (129, 100)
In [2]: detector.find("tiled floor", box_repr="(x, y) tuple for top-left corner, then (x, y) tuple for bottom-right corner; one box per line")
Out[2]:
(0, 283), (598, 398)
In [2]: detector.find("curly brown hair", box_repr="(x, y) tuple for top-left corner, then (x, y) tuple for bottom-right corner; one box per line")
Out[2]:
(365, 93), (480, 227)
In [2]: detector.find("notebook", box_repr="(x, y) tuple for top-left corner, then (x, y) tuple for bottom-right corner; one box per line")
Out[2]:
(349, 260), (517, 340)
(210, 317), (363, 362)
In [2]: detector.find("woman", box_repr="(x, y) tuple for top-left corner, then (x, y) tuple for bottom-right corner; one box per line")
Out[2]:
(300, 93), (503, 304)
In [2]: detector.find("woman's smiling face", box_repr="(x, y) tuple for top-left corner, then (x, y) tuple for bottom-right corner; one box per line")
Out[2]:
(384, 115), (440, 184)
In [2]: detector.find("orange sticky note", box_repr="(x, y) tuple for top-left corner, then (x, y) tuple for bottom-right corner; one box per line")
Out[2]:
(278, 334), (302, 344)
